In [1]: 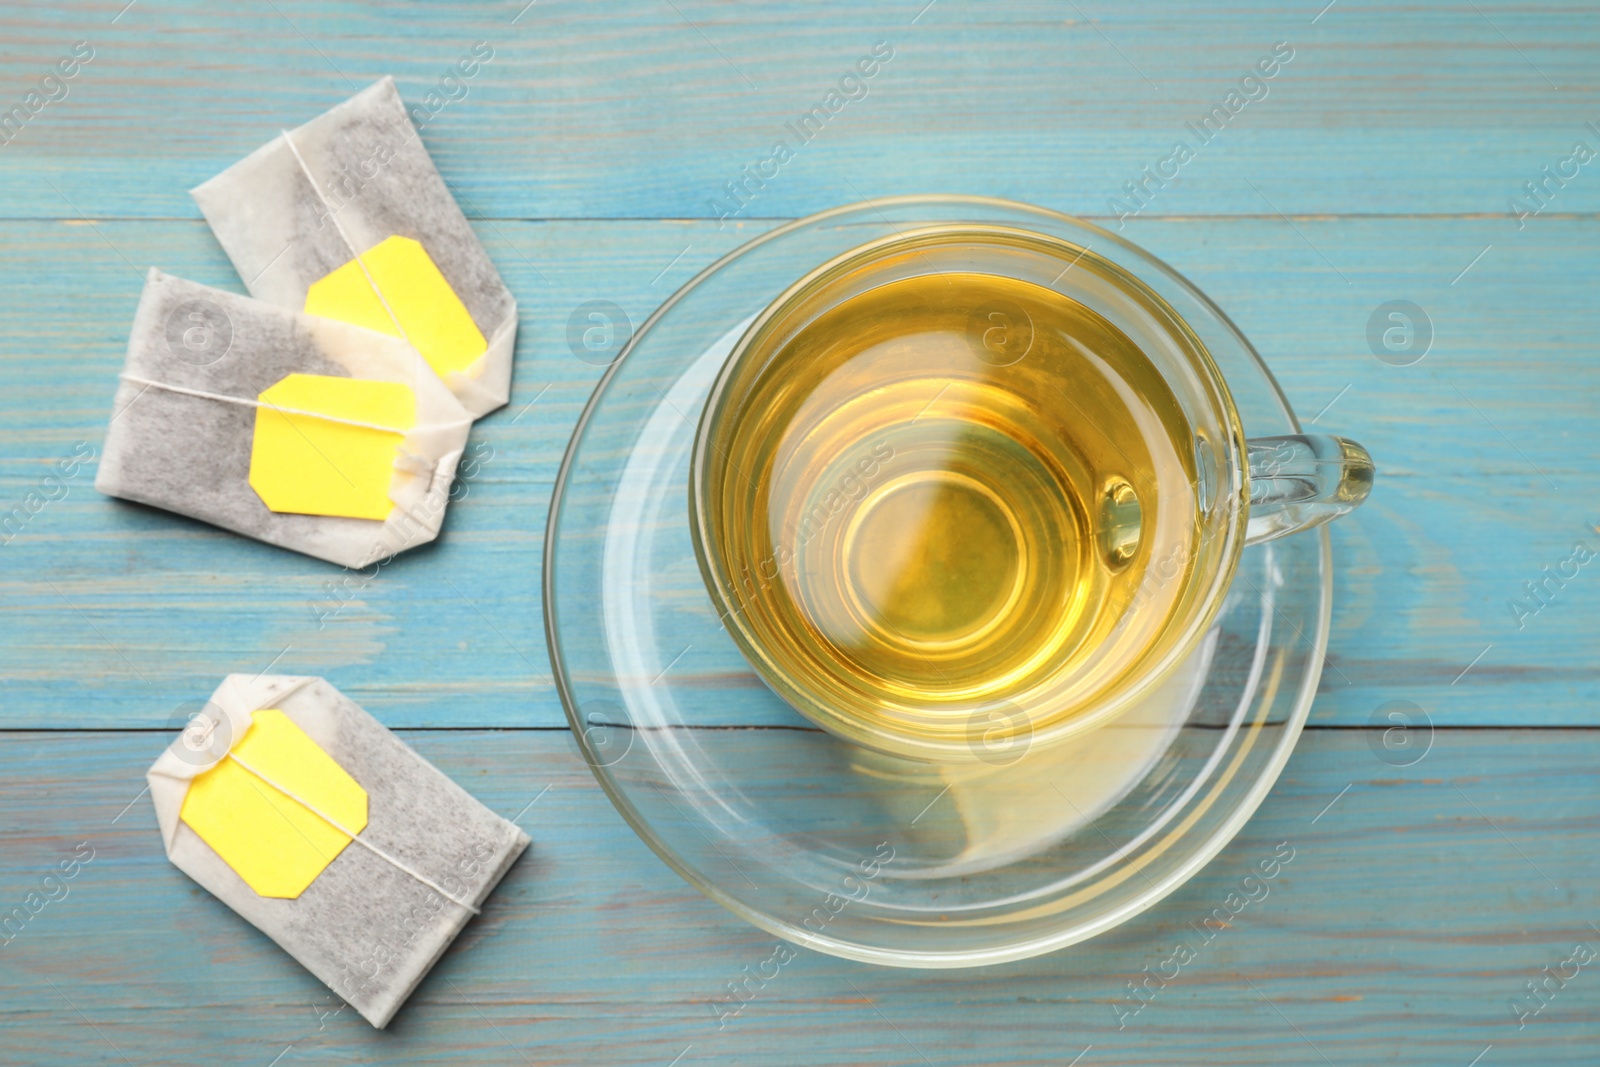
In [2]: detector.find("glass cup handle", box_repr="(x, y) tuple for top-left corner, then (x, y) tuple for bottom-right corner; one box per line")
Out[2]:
(1244, 434), (1375, 545)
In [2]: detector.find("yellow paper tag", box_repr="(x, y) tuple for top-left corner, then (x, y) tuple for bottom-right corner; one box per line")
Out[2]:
(180, 709), (369, 899)
(249, 373), (416, 521)
(304, 235), (488, 379)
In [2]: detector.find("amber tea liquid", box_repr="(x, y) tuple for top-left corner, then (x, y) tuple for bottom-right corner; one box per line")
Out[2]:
(701, 262), (1204, 749)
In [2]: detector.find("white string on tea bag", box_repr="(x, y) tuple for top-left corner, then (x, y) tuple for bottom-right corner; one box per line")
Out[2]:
(118, 374), (425, 436)
(279, 127), (420, 355)
(223, 749), (481, 915)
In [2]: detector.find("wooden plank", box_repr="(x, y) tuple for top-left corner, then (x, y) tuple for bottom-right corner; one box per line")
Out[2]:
(2, 3), (1595, 1064)
(0, 728), (1594, 1065)
(0, 2), (1596, 220)
(0, 216), (1595, 729)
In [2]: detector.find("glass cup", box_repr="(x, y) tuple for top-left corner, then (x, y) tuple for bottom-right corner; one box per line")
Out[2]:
(690, 223), (1373, 763)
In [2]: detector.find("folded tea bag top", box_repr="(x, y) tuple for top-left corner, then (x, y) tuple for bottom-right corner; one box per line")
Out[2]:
(148, 674), (530, 1028)
(192, 77), (517, 418)
(96, 270), (473, 568)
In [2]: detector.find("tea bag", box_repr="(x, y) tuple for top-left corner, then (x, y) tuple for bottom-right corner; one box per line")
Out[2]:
(96, 269), (473, 568)
(191, 77), (517, 418)
(147, 674), (530, 1028)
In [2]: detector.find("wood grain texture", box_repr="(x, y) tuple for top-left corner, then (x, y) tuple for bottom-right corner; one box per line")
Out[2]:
(0, 730), (1596, 1067)
(0, 2), (1597, 219)
(0, 1), (1596, 1063)
(0, 217), (1595, 728)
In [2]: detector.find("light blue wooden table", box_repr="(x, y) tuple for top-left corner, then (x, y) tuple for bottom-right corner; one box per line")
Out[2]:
(1, 2), (1596, 1064)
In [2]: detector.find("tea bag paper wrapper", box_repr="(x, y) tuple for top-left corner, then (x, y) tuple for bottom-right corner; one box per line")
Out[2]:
(147, 674), (530, 1029)
(96, 270), (473, 568)
(191, 77), (517, 418)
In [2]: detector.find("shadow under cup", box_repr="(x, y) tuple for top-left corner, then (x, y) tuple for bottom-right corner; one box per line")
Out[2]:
(691, 226), (1247, 764)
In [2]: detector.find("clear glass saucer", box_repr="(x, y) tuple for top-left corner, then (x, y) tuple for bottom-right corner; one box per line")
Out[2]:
(543, 197), (1329, 967)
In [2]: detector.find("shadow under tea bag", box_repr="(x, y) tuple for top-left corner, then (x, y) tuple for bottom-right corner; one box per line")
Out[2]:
(96, 269), (473, 568)
(191, 76), (517, 418)
(148, 674), (531, 1028)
